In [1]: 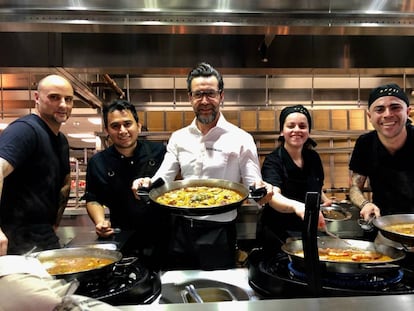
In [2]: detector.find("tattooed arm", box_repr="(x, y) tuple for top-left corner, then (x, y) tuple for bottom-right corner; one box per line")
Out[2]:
(349, 171), (380, 220)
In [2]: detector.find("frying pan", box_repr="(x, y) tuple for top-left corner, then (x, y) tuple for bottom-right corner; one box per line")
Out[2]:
(373, 214), (414, 246)
(281, 236), (405, 274)
(144, 179), (253, 216)
(31, 247), (122, 282)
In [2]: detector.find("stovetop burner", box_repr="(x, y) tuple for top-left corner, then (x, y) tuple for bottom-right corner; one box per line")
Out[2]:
(287, 262), (404, 289)
(75, 257), (161, 306)
(248, 249), (414, 298)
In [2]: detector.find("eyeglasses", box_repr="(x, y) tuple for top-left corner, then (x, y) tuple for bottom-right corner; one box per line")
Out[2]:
(190, 90), (221, 100)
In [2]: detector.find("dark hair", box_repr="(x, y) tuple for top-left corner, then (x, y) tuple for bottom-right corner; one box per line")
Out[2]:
(102, 99), (139, 128)
(186, 62), (224, 92)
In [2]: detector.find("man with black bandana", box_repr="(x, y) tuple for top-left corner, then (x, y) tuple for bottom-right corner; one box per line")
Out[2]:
(257, 104), (332, 253)
(349, 83), (414, 222)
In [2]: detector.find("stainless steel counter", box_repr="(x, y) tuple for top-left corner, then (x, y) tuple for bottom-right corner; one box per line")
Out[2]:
(116, 295), (414, 311)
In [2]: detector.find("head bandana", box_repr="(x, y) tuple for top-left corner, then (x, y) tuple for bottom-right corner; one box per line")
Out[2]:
(368, 83), (409, 108)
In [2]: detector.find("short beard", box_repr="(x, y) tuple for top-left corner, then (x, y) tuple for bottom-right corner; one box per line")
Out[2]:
(196, 110), (217, 124)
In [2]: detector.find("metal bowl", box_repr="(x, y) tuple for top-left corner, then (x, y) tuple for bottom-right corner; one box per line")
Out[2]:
(321, 204), (352, 222)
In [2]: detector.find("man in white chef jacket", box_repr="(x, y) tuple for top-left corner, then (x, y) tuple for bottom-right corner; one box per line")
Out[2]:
(133, 62), (272, 270)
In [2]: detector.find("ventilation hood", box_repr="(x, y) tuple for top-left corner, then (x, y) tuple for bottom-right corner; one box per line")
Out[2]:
(2, 1), (414, 150)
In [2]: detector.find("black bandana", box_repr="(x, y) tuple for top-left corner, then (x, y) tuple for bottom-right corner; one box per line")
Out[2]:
(368, 83), (409, 108)
(279, 104), (312, 133)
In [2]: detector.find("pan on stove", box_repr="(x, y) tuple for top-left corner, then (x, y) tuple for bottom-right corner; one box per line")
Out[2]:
(146, 179), (252, 216)
(373, 214), (414, 246)
(281, 236), (405, 274)
(31, 247), (123, 282)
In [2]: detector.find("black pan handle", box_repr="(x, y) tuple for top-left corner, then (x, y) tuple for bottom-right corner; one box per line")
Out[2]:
(249, 185), (267, 201)
(136, 177), (165, 194)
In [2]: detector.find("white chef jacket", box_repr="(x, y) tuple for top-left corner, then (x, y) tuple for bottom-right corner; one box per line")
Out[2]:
(152, 113), (262, 222)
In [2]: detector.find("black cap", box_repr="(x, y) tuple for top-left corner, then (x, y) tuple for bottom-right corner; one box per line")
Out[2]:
(279, 104), (312, 133)
(368, 83), (409, 108)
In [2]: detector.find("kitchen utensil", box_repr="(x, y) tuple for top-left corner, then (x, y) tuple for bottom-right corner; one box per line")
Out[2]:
(141, 179), (251, 216)
(358, 216), (375, 231)
(322, 226), (352, 246)
(320, 204), (352, 221)
(185, 284), (204, 303)
(373, 214), (414, 246)
(281, 236), (405, 274)
(31, 247), (122, 282)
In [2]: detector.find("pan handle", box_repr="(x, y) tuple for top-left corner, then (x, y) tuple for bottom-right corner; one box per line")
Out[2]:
(136, 177), (165, 196)
(360, 263), (400, 269)
(248, 185), (267, 201)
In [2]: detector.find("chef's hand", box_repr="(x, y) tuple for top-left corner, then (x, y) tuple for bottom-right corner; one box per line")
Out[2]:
(360, 202), (381, 221)
(95, 220), (114, 238)
(0, 228), (8, 256)
(132, 177), (152, 200)
(253, 180), (274, 206)
(291, 204), (326, 229)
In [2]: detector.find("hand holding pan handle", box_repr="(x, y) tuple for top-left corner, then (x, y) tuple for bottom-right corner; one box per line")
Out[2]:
(249, 185), (267, 201)
(135, 177), (165, 202)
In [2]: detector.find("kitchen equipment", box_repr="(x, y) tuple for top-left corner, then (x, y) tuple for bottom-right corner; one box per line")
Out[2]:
(248, 248), (414, 298)
(32, 247), (122, 282)
(141, 178), (260, 216)
(282, 237), (405, 274)
(373, 214), (414, 246)
(76, 257), (161, 306)
(184, 284), (203, 303)
(248, 192), (414, 299)
(322, 226), (352, 246)
(321, 204), (352, 222)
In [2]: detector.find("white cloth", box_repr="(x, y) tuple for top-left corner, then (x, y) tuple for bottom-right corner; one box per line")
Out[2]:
(0, 255), (121, 311)
(152, 113), (262, 222)
(0, 256), (77, 311)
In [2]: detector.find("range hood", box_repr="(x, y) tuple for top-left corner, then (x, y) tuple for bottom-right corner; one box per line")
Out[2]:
(2, 0), (414, 150)
(2, 1), (414, 36)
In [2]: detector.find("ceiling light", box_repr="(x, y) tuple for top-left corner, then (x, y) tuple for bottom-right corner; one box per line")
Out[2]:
(68, 133), (95, 139)
(88, 117), (102, 125)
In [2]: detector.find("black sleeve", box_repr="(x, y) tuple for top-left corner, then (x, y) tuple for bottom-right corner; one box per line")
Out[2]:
(261, 148), (285, 188)
(349, 135), (369, 176)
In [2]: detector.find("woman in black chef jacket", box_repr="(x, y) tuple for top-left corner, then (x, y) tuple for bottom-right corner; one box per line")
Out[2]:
(257, 105), (332, 253)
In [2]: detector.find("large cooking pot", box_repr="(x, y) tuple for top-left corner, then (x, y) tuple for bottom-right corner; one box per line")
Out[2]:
(32, 247), (122, 282)
(281, 236), (405, 274)
(373, 214), (414, 246)
(145, 178), (251, 216)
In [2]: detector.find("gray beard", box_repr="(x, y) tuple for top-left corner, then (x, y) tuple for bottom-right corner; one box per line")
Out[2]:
(196, 111), (217, 124)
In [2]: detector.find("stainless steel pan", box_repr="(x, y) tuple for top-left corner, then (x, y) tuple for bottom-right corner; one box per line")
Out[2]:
(373, 214), (414, 246)
(145, 179), (251, 216)
(31, 247), (122, 281)
(282, 236), (405, 274)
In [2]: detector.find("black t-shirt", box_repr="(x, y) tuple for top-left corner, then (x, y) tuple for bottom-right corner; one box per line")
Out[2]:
(259, 146), (325, 239)
(85, 141), (166, 231)
(0, 114), (69, 253)
(349, 125), (414, 214)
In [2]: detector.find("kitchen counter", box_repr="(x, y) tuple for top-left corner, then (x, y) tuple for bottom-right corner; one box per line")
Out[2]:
(117, 294), (414, 311)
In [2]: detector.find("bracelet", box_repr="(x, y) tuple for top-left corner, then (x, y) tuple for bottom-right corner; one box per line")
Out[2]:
(360, 200), (370, 209)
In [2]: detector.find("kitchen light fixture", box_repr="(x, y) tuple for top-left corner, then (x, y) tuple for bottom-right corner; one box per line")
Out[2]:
(88, 117), (101, 125)
(68, 133), (95, 139)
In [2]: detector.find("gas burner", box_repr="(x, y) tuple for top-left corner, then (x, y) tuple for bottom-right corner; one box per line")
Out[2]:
(248, 248), (414, 299)
(76, 257), (161, 305)
(287, 262), (404, 289)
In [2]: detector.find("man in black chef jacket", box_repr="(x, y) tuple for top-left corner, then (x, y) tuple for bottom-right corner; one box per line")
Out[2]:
(349, 83), (414, 221)
(84, 99), (168, 270)
(0, 74), (74, 255)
